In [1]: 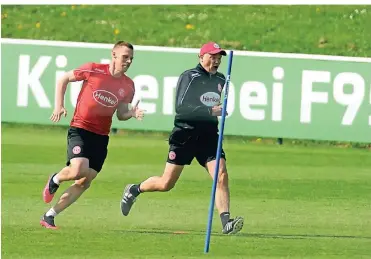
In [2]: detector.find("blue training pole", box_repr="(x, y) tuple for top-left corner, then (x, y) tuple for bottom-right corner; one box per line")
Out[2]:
(204, 50), (234, 253)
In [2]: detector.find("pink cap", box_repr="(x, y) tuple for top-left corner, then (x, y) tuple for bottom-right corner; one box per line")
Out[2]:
(199, 42), (227, 56)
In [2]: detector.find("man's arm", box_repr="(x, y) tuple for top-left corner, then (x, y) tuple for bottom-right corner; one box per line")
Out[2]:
(175, 73), (212, 116)
(50, 71), (80, 122)
(116, 102), (134, 121)
(116, 100), (145, 121)
(55, 70), (78, 110)
(55, 62), (92, 110)
(51, 63), (93, 123)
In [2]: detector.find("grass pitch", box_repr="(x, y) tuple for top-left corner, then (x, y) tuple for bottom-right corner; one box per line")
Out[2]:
(1, 124), (371, 258)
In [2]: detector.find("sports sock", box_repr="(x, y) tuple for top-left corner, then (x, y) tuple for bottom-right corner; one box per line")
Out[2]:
(45, 208), (57, 217)
(52, 174), (60, 185)
(130, 184), (142, 197)
(220, 212), (230, 228)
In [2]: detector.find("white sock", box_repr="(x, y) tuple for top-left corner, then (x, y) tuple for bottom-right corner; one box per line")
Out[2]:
(52, 174), (60, 185)
(45, 208), (57, 217)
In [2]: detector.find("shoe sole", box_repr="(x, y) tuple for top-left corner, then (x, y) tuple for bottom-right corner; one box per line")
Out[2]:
(42, 175), (55, 203)
(120, 184), (134, 216)
(40, 220), (58, 230)
(228, 217), (244, 235)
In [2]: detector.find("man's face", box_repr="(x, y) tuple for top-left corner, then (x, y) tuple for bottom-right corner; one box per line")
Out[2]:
(112, 46), (134, 73)
(200, 53), (222, 74)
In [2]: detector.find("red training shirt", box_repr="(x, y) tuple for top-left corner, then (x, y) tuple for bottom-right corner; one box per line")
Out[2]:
(70, 62), (135, 135)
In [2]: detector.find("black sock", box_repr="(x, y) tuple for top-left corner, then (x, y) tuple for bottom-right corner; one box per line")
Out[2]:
(130, 184), (142, 197)
(220, 212), (230, 228)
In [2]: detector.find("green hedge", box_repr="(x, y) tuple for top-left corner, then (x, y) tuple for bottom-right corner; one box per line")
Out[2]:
(2, 5), (370, 56)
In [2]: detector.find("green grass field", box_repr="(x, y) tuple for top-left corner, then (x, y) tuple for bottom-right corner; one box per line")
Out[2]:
(2, 5), (371, 57)
(2, 124), (371, 259)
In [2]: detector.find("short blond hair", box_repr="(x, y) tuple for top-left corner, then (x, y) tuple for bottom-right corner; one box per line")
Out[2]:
(113, 41), (134, 50)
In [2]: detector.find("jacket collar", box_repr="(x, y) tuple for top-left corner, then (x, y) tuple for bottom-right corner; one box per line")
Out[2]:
(196, 63), (213, 76)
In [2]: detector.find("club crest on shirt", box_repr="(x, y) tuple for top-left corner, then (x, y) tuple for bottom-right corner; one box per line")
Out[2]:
(118, 88), (125, 97)
(218, 83), (223, 92)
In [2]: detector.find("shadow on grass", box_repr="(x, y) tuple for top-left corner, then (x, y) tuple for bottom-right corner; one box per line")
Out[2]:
(114, 229), (371, 240)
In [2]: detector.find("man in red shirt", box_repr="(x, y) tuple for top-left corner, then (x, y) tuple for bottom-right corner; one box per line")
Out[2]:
(40, 41), (144, 229)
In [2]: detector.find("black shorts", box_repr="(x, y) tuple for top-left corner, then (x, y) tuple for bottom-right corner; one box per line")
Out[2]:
(166, 127), (226, 167)
(66, 127), (109, 172)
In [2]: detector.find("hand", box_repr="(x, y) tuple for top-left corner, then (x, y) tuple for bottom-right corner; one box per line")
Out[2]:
(50, 106), (67, 122)
(131, 100), (145, 121)
(211, 104), (228, 116)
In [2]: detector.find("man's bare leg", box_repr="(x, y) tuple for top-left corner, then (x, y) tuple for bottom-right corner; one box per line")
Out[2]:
(205, 158), (230, 215)
(205, 158), (244, 234)
(139, 163), (184, 192)
(52, 170), (97, 214)
(121, 163), (184, 216)
(40, 158), (96, 229)
(43, 158), (92, 203)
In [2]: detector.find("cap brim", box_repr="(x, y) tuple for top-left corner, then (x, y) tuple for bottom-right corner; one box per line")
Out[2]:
(208, 49), (227, 56)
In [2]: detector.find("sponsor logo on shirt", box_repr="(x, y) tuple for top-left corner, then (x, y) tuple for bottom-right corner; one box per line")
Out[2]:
(93, 90), (118, 107)
(200, 92), (220, 107)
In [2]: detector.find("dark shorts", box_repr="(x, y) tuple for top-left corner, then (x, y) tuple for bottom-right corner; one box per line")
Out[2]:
(166, 127), (226, 167)
(66, 127), (109, 172)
